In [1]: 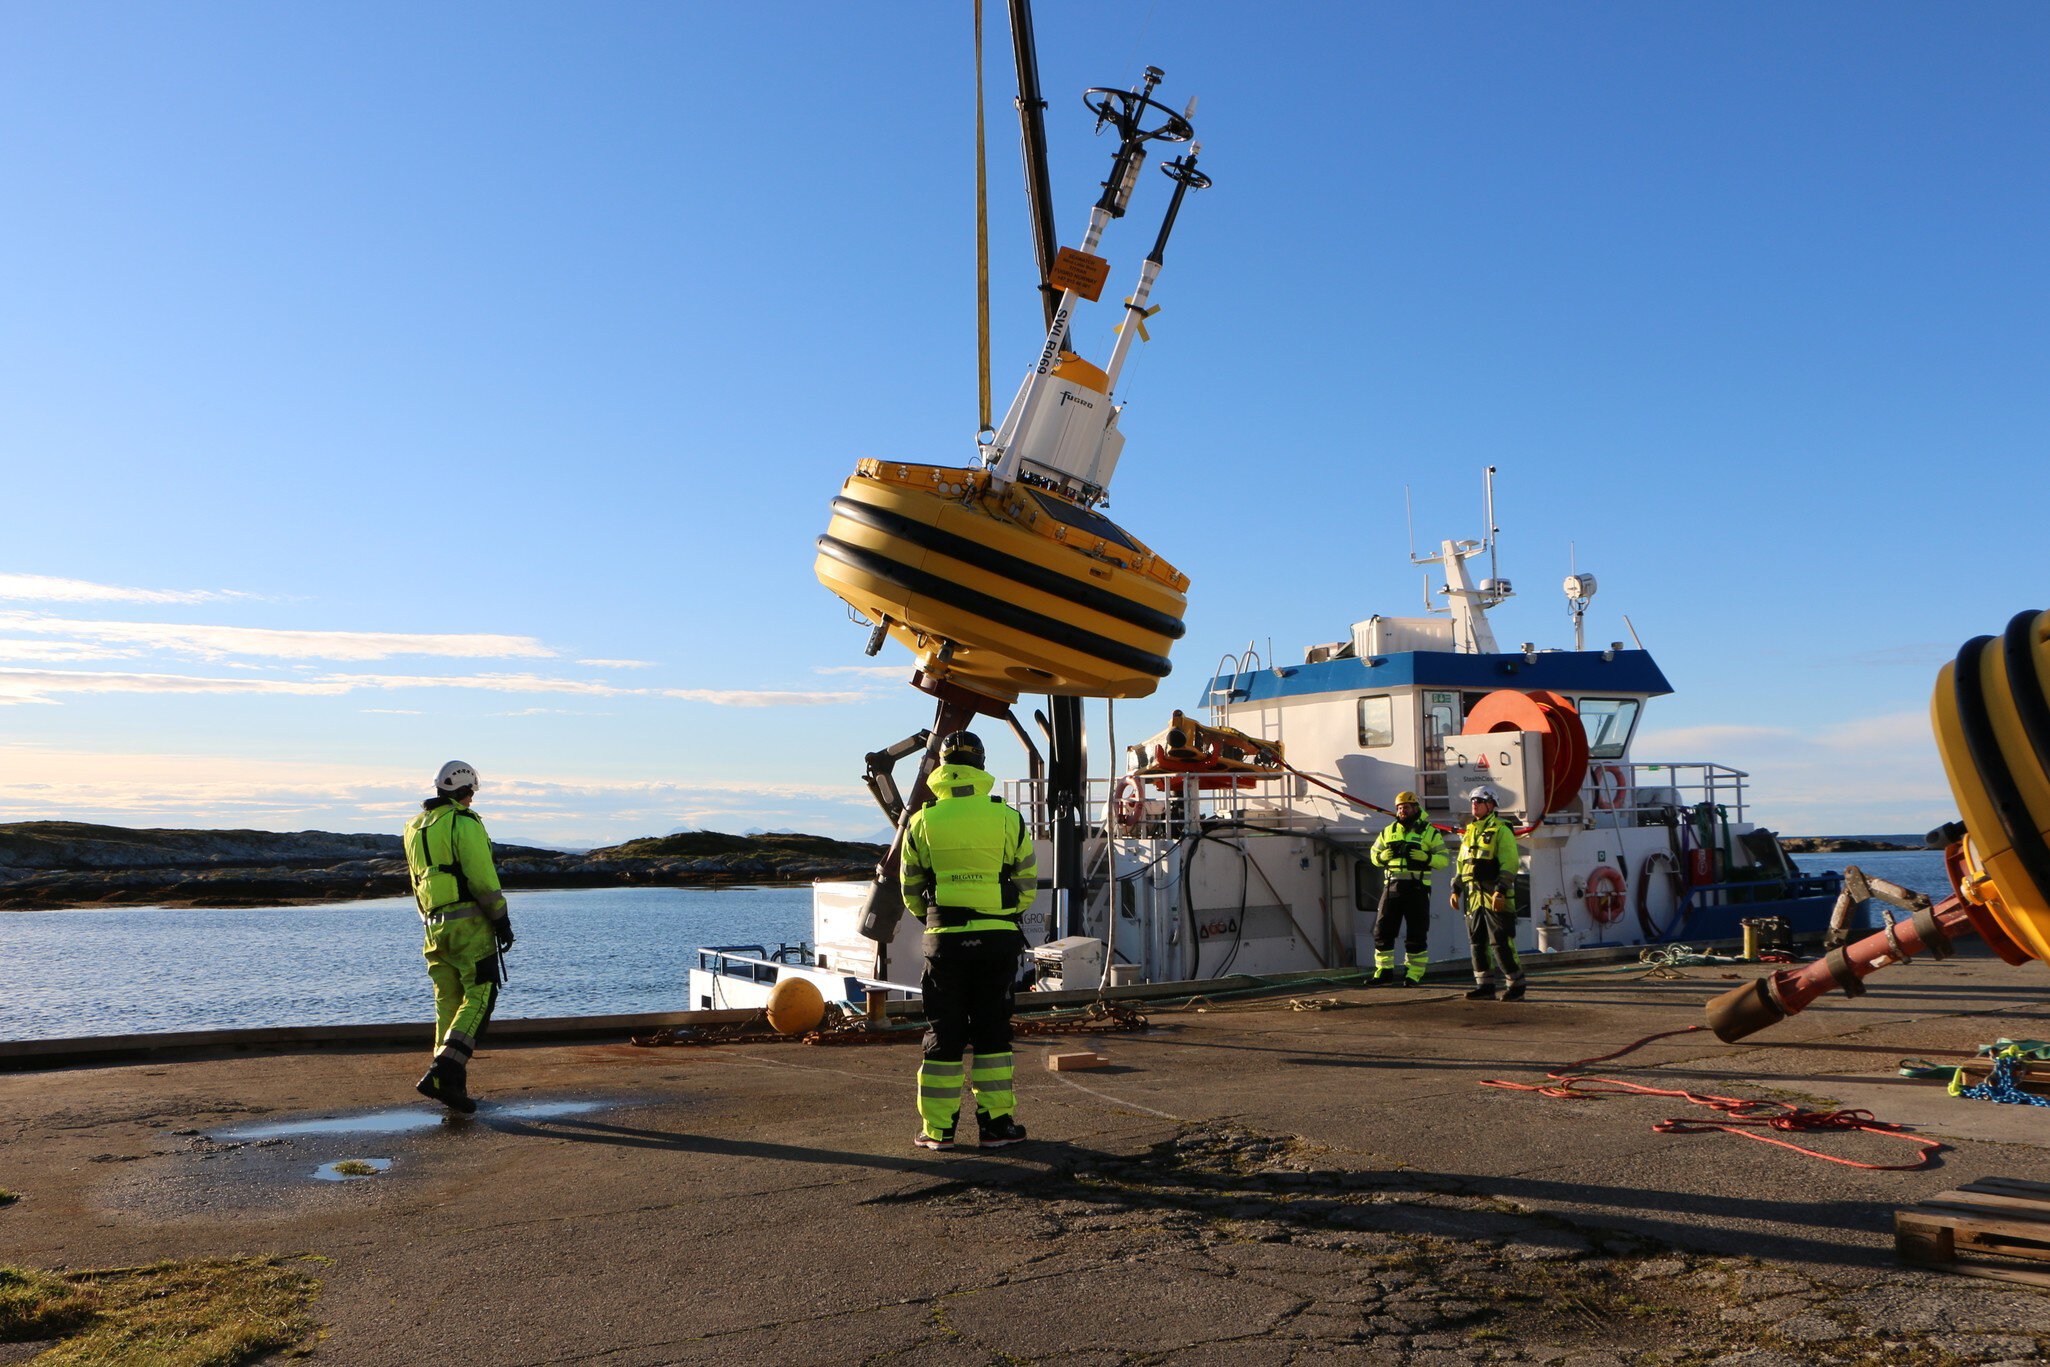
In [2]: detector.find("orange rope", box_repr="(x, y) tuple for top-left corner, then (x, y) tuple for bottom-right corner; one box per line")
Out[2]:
(1480, 1025), (1946, 1170)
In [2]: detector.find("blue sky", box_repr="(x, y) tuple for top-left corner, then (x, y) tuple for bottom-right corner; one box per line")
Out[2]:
(2, 2), (2044, 844)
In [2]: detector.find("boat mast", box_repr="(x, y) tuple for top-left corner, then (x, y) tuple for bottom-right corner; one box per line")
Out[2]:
(1006, 0), (1088, 939)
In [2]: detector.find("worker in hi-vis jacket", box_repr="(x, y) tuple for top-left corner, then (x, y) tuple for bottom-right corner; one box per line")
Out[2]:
(403, 761), (515, 1113)
(901, 730), (1036, 1151)
(1367, 790), (1448, 985)
(1455, 785), (1524, 1000)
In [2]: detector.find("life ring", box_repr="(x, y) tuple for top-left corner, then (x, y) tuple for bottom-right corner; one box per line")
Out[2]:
(1112, 776), (1146, 829)
(1591, 763), (1631, 811)
(1584, 865), (1627, 924)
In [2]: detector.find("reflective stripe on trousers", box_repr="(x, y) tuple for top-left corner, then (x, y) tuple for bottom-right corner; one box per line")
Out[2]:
(916, 1050), (1017, 1136)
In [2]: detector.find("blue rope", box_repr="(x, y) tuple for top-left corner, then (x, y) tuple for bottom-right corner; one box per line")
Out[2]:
(1954, 1048), (2050, 1107)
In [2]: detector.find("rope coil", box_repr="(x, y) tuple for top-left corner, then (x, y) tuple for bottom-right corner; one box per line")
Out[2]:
(1480, 1025), (1946, 1170)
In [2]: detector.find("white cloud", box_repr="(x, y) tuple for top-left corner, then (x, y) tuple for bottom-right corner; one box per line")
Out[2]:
(0, 666), (880, 708)
(576, 658), (655, 669)
(0, 612), (554, 663)
(361, 708), (422, 715)
(0, 743), (881, 844)
(660, 687), (871, 707)
(0, 668), (351, 705)
(813, 664), (909, 679)
(0, 639), (139, 664)
(0, 572), (256, 605)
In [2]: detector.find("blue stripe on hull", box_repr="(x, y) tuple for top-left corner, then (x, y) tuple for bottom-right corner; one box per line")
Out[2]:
(1205, 649), (1673, 706)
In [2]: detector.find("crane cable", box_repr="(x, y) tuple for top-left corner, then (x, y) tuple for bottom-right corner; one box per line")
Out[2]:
(973, 0), (994, 441)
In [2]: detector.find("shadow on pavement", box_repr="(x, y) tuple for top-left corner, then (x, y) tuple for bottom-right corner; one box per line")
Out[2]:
(485, 1112), (1126, 1188)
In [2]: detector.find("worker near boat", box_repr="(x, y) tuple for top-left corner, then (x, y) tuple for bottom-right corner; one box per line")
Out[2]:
(901, 730), (1036, 1152)
(1368, 791), (1448, 986)
(403, 760), (516, 1114)
(1458, 786), (1526, 1001)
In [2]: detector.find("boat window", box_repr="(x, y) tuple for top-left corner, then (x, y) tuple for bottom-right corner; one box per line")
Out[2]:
(1357, 695), (1394, 748)
(1354, 860), (1381, 911)
(1578, 698), (1641, 760)
(1421, 690), (1458, 769)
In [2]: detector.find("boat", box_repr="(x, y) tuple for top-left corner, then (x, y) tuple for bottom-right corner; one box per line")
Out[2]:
(702, 476), (1866, 1010)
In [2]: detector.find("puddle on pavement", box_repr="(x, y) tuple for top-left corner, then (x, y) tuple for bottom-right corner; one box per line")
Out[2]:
(217, 1098), (607, 1141)
(314, 1158), (393, 1181)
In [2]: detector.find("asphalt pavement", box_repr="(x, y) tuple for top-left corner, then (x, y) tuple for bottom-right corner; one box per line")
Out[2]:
(3, 946), (2047, 1365)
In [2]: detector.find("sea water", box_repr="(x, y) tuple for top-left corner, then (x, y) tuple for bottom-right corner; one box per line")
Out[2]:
(0, 854), (1954, 1042)
(0, 886), (810, 1042)
(1788, 849), (1951, 902)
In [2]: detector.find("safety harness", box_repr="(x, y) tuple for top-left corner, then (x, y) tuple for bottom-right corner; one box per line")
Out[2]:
(408, 804), (479, 922)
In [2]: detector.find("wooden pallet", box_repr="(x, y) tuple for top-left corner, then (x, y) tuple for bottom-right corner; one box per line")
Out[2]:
(1950, 1058), (2050, 1097)
(1898, 1177), (2050, 1288)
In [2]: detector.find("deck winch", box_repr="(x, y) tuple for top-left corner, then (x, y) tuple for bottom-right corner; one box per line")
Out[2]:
(1706, 609), (2050, 1041)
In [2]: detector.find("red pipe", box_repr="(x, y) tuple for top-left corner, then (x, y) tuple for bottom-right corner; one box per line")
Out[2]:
(1706, 895), (1980, 1042)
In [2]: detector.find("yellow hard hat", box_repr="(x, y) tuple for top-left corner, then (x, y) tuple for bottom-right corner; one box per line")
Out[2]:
(1394, 791), (1421, 807)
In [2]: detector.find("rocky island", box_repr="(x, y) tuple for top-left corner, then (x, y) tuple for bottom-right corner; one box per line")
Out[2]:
(0, 822), (886, 911)
(1776, 835), (1920, 854)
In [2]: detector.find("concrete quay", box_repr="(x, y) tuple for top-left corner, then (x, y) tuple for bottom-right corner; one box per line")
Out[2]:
(3, 948), (2048, 1366)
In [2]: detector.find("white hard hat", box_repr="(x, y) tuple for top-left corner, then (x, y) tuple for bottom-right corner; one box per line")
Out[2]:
(1468, 785), (1498, 804)
(436, 760), (480, 793)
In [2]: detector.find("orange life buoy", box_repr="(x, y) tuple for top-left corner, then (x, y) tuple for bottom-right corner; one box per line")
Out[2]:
(1584, 865), (1627, 924)
(1112, 777), (1145, 829)
(1591, 763), (1631, 811)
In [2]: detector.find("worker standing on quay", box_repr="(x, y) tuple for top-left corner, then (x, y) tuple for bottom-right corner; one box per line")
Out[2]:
(403, 760), (515, 1113)
(1455, 785), (1524, 1001)
(901, 730), (1036, 1151)
(1367, 791), (1447, 985)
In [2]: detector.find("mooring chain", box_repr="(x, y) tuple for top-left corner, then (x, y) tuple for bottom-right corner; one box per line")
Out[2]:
(631, 999), (1149, 1049)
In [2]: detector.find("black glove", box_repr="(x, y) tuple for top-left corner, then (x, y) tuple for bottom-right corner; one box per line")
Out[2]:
(494, 915), (516, 951)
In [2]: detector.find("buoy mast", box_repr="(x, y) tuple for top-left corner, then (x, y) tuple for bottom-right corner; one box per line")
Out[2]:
(985, 69), (1201, 505)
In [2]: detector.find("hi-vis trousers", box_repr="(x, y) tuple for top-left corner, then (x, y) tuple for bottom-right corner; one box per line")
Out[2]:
(424, 912), (501, 1067)
(914, 932), (1019, 1137)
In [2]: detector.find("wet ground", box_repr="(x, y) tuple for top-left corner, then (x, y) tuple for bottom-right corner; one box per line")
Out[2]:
(2, 947), (2049, 1364)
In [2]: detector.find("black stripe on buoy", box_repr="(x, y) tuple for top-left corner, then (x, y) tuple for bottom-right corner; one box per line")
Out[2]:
(829, 495), (1185, 640)
(1954, 630), (2050, 909)
(2002, 609), (2050, 805)
(815, 535), (1173, 679)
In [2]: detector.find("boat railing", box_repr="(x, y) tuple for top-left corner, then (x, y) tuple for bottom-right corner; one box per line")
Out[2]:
(1006, 756), (1754, 840)
(1601, 760), (1751, 827)
(695, 943), (816, 985)
(1005, 773), (1330, 843)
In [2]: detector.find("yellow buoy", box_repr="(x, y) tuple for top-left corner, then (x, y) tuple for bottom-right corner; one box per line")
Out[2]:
(764, 977), (826, 1035)
(814, 459), (1187, 703)
(1930, 608), (2050, 964)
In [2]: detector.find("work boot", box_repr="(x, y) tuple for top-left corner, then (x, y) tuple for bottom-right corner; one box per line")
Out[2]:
(1371, 968), (1401, 987)
(913, 1126), (955, 1151)
(1465, 984), (1498, 1001)
(416, 1058), (477, 1114)
(1501, 982), (1527, 1002)
(977, 1111), (1028, 1149)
